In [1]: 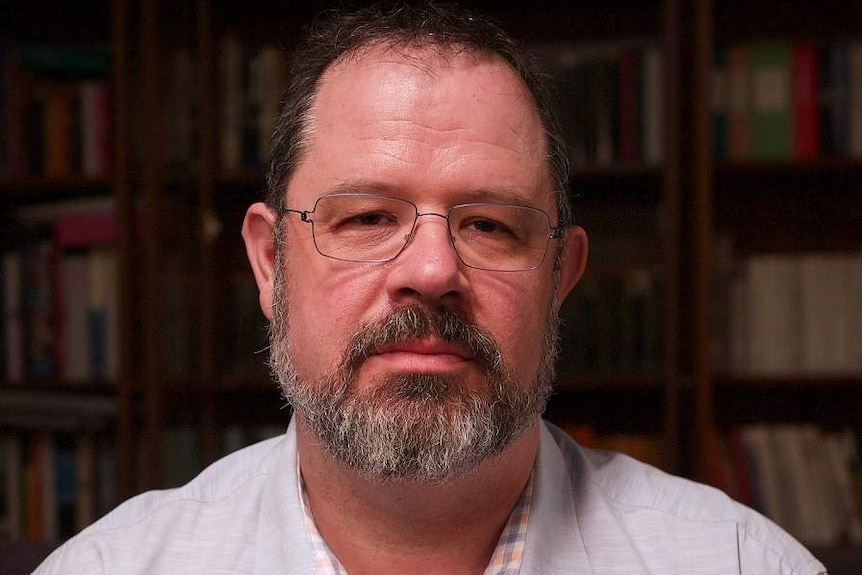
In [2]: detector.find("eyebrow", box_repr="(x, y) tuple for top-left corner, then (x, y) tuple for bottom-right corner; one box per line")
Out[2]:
(322, 180), (539, 207)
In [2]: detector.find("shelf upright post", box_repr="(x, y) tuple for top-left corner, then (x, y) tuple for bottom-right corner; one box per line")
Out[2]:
(196, 0), (219, 466)
(139, 0), (167, 491)
(111, 0), (135, 501)
(661, 0), (684, 475)
(690, 0), (719, 484)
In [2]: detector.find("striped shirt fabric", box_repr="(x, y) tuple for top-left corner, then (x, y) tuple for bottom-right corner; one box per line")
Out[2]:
(299, 463), (533, 575)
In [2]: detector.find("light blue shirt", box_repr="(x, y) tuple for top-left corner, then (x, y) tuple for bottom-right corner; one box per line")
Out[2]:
(34, 419), (826, 574)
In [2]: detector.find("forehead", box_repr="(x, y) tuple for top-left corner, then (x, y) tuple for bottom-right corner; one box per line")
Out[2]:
(288, 43), (551, 205)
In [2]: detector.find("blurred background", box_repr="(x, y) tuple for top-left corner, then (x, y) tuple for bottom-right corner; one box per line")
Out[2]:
(0, 0), (860, 572)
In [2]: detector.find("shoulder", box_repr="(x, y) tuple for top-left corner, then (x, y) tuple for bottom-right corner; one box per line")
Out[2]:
(540, 422), (826, 575)
(89, 433), (283, 532)
(33, 434), (286, 575)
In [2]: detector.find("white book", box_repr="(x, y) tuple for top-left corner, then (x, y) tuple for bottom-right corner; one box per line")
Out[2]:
(848, 251), (862, 372)
(740, 425), (786, 528)
(820, 431), (862, 544)
(849, 42), (862, 157)
(746, 255), (801, 375)
(60, 253), (91, 382)
(798, 253), (855, 373)
(220, 36), (244, 171)
(729, 272), (750, 374)
(773, 425), (836, 545)
(641, 46), (664, 165)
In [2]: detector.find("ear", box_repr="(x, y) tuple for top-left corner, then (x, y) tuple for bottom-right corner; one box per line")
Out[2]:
(554, 225), (588, 308)
(242, 202), (279, 321)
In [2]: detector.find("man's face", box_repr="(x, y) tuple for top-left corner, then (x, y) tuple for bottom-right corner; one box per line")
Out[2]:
(254, 46), (586, 481)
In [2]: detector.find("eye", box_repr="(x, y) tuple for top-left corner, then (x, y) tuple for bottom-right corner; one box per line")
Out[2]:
(464, 217), (515, 237)
(352, 212), (392, 226)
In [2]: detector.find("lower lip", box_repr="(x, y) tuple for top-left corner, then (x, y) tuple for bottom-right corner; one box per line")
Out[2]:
(368, 351), (472, 374)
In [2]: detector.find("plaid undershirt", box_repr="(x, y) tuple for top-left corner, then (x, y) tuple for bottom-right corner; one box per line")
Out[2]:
(298, 460), (533, 575)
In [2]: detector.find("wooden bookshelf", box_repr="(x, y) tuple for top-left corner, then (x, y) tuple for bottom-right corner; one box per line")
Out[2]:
(0, 0), (135, 541)
(1, 1), (860, 570)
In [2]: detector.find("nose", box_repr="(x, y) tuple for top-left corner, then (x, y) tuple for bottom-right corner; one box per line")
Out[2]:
(384, 213), (466, 306)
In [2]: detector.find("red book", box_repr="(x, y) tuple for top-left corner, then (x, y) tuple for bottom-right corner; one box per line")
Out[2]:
(55, 212), (117, 250)
(791, 43), (820, 159)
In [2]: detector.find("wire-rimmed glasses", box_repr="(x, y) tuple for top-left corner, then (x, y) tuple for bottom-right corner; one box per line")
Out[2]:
(280, 193), (563, 272)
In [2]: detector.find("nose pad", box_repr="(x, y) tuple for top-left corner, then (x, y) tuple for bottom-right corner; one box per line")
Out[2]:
(399, 213), (461, 263)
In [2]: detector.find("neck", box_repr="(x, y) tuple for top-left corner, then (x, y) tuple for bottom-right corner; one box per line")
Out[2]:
(297, 418), (540, 575)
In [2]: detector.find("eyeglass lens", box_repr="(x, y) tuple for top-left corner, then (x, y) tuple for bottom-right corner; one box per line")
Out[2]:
(307, 194), (553, 271)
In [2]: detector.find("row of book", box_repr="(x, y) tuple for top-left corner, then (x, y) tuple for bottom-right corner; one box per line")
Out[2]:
(0, 429), (118, 542)
(712, 424), (862, 547)
(0, 43), (113, 179)
(712, 41), (862, 161)
(713, 246), (862, 376)
(2, 198), (119, 384)
(538, 43), (665, 168)
(130, 424), (286, 496)
(0, 419), (287, 542)
(560, 423), (667, 470)
(558, 265), (663, 377)
(219, 38), (286, 173)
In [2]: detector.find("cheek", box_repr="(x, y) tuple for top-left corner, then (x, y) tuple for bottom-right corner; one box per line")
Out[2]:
(284, 259), (388, 375)
(477, 277), (555, 380)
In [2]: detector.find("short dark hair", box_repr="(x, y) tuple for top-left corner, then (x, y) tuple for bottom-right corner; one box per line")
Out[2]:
(266, 1), (572, 227)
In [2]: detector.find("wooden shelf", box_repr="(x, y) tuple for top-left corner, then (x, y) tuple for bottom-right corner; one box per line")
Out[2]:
(0, 387), (116, 431)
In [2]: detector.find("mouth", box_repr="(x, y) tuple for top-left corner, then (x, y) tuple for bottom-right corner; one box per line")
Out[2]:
(368, 339), (474, 373)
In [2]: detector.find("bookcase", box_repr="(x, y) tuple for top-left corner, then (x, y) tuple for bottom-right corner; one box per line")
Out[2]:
(685, 0), (862, 559)
(0, 0), (135, 541)
(1, 0), (860, 571)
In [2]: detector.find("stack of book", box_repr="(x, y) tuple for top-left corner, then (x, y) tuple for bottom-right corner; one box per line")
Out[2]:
(712, 41), (862, 161)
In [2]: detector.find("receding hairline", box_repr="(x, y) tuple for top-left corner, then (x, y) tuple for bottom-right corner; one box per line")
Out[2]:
(288, 39), (551, 192)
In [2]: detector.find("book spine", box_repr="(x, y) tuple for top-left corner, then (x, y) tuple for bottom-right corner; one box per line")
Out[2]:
(727, 45), (751, 159)
(791, 43), (820, 160)
(750, 42), (792, 160)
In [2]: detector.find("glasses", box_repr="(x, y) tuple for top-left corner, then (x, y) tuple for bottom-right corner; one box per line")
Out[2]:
(280, 193), (563, 272)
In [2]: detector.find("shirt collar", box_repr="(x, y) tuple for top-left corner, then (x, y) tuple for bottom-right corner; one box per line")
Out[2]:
(297, 456), (534, 575)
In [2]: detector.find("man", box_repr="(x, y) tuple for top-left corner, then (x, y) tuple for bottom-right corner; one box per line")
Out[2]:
(36, 3), (825, 574)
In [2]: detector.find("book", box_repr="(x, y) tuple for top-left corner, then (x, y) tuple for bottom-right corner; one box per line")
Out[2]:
(849, 42), (862, 158)
(791, 43), (820, 160)
(744, 254), (800, 374)
(727, 45), (751, 159)
(617, 48), (640, 164)
(641, 46), (664, 165)
(10, 198), (118, 383)
(1, 432), (23, 539)
(750, 43), (792, 159)
(712, 46), (729, 159)
(80, 79), (112, 177)
(220, 36), (244, 172)
(2, 251), (24, 383)
(59, 253), (90, 382)
(820, 43), (851, 156)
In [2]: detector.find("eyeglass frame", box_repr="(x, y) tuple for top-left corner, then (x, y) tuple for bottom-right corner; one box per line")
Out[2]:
(276, 192), (566, 272)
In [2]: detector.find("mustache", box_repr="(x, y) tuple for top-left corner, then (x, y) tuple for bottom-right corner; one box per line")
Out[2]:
(340, 304), (504, 376)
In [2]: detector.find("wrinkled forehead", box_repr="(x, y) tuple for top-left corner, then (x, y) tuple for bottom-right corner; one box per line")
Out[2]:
(283, 41), (554, 214)
(331, 39), (505, 81)
(314, 41), (541, 128)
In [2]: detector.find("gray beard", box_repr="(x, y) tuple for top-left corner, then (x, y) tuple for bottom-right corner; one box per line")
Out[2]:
(268, 243), (561, 483)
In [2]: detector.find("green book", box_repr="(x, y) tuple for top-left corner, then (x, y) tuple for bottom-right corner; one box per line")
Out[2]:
(750, 43), (792, 159)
